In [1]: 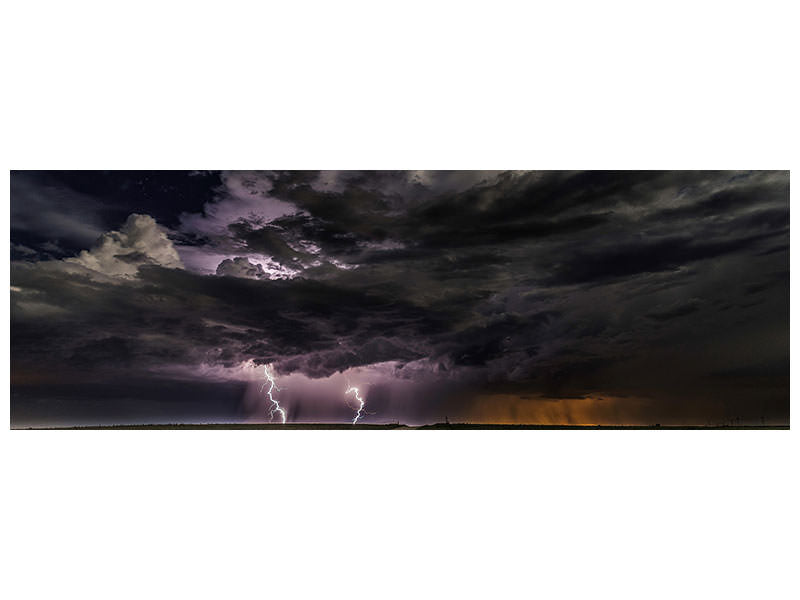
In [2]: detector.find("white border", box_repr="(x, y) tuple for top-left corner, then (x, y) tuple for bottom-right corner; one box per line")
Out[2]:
(2, 2), (796, 599)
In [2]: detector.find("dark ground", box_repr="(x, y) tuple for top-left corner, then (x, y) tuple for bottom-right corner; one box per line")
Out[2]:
(14, 423), (789, 430)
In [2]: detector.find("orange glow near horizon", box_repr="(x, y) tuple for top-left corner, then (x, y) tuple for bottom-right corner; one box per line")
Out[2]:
(462, 393), (664, 427)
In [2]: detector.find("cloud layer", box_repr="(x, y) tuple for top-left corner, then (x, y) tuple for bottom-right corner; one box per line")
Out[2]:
(10, 170), (789, 426)
(67, 214), (183, 278)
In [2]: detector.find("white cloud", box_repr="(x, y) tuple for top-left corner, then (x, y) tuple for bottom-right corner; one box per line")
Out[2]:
(216, 257), (267, 279)
(215, 256), (300, 280)
(179, 171), (298, 237)
(66, 214), (183, 278)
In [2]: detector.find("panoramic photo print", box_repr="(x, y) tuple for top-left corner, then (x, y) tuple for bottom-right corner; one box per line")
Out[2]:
(10, 171), (789, 429)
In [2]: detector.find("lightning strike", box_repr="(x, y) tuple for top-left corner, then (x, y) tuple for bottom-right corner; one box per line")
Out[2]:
(345, 385), (365, 425)
(261, 364), (287, 423)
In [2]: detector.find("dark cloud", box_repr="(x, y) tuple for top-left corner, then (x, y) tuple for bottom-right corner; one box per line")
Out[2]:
(216, 257), (269, 280)
(10, 170), (789, 426)
(18, 170), (223, 229)
(645, 299), (701, 322)
(545, 230), (783, 286)
(11, 172), (107, 250)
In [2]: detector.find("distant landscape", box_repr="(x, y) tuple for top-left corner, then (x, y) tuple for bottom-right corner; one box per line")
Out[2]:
(17, 423), (790, 430)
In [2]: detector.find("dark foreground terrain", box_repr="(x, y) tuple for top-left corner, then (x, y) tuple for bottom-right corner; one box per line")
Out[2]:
(17, 423), (789, 430)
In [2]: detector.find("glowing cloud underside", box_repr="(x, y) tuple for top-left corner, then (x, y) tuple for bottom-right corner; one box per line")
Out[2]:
(261, 365), (287, 424)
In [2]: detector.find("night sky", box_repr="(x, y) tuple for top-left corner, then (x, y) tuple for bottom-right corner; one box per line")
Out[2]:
(10, 170), (789, 427)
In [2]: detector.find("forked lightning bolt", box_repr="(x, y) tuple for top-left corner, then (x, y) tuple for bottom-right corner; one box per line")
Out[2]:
(345, 385), (365, 425)
(261, 365), (287, 424)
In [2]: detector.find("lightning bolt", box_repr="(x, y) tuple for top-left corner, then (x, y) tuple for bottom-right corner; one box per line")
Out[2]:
(345, 385), (365, 425)
(261, 364), (287, 424)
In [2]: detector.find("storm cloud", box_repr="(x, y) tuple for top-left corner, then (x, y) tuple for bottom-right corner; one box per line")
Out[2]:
(10, 170), (789, 426)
